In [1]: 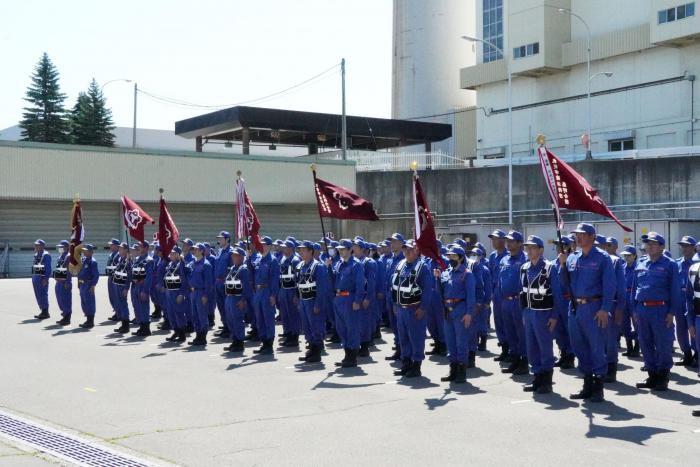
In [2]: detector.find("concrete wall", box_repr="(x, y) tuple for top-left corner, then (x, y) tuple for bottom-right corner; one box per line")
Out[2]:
(347, 155), (700, 241)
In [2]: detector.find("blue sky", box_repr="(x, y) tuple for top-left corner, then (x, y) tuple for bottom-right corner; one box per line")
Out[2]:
(1, 0), (393, 131)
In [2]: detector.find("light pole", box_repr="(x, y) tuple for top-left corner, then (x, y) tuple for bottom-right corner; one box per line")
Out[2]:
(462, 35), (513, 226)
(100, 78), (136, 148)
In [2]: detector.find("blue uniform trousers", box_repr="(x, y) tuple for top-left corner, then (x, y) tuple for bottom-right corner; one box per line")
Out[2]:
(388, 302), (400, 346)
(190, 290), (209, 334)
(115, 285), (130, 320)
(130, 282), (150, 324)
(636, 304), (675, 372)
(32, 276), (49, 310)
(107, 278), (117, 312)
(568, 303), (607, 377)
(360, 303), (375, 343)
(502, 298), (526, 357)
(444, 303), (471, 364)
(426, 293), (446, 342)
(165, 290), (188, 330)
(334, 295), (360, 350)
(554, 300), (572, 354)
(300, 298), (325, 345)
(79, 284), (96, 318)
(675, 307), (693, 354)
(253, 289), (276, 340)
(397, 305), (427, 362)
(606, 320), (621, 364)
(492, 294), (506, 344)
(215, 283), (228, 328)
(224, 295), (247, 341)
(523, 308), (556, 373)
(279, 288), (301, 335)
(55, 281), (72, 317)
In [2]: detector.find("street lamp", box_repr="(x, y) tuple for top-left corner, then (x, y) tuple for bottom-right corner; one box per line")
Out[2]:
(462, 34), (514, 226)
(101, 78), (137, 149)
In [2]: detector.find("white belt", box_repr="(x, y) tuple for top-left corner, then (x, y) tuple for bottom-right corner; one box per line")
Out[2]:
(281, 274), (295, 279)
(114, 272), (127, 278)
(399, 286), (417, 293)
(106, 266), (116, 271)
(166, 276), (181, 282)
(55, 267), (67, 273)
(298, 282), (316, 291)
(133, 267), (145, 274)
(694, 291), (700, 299)
(226, 280), (242, 286)
(523, 287), (547, 295)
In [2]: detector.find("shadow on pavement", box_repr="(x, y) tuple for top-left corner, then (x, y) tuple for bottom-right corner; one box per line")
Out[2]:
(582, 407), (674, 445)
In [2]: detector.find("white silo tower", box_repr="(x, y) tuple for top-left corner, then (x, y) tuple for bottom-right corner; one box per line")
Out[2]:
(392, 0), (477, 156)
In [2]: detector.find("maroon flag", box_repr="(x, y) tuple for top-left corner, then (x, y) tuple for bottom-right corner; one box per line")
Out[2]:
(236, 178), (264, 253)
(121, 196), (154, 242)
(413, 173), (445, 269)
(68, 198), (84, 274)
(157, 194), (179, 258)
(313, 172), (379, 221)
(537, 147), (631, 232)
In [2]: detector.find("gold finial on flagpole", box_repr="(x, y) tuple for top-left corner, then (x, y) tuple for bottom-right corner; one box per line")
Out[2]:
(73, 193), (80, 203)
(536, 134), (546, 146)
(409, 160), (418, 172)
(310, 163), (317, 172)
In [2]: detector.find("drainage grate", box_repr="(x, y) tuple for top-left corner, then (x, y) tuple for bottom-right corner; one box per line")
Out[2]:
(0, 410), (154, 466)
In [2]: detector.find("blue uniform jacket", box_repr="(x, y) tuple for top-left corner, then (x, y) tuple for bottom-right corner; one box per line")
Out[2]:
(215, 246), (233, 280)
(488, 249), (507, 295)
(333, 257), (365, 306)
(298, 259), (329, 301)
(254, 252), (280, 296)
(523, 258), (565, 316)
(357, 255), (377, 301)
(188, 258), (214, 292)
(77, 256), (99, 286)
(441, 263), (476, 315)
(610, 255), (626, 312)
(498, 251), (527, 297)
(132, 254), (153, 291)
(631, 255), (681, 315)
(560, 247), (616, 313)
(386, 251), (405, 303)
(33, 251), (52, 279)
(396, 259), (432, 310)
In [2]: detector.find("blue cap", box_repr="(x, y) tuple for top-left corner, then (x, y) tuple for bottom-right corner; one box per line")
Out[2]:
(236, 241), (247, 248)
(286, 236), (298, 242)
(368, 242), (377, 250)
(572, 223), (596, 235)
(273, 239), (283, 246)
(312, 243), (321, 251)
(119, 242), (129, 249)
(642, 231), (665, 246)
(232, 247), (246, 256)
(523, 235), (544, 248)
(193, 242), (206, 250)
(505, 230), (524, 242)
(283, 240), (296, 249)
(217, 231), (231, 239)
(620, 245), (637, 256)
(470, 247), (484, 256)
(389, 233), (405, 243)
(488, 229), (507, 239)
(82, 243), (95, 252)
(337, 239), (353, 249)
(299, 240), (315, 250)
(678, 235), (697, 246)
(453, 238), (467, 248)
(108, 238), (120, 246)
(353, 238), (367, 249)
(329, 240), (339, 248)
(379, 240), (388, 247)
(555, 236), (572, 246)
(171, 246), (183, 254)
(183, 238), (194, 247)
(440, 246), (447, 255)
(34, 239), (46, 246)
(130, 243), (141, 250)
(319, 237), (331, 244)
(447, 246), (465, 256)
(353, 236), (365, 242)
(403, 239), (417, 249)
(606, 237), (618, 246)
(260, 236), (273, 245)
(202, 242), (211, 249)
(594, 235), (606, 245)
(475, 242), (486, 252)
(56, 240), (69, 247)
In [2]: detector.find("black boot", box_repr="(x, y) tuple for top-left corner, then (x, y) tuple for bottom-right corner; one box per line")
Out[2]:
(166, 330), (179, 342)
(385, 346), (401, 361)
(130, 317), (137, 324)
(454, 363), (467, 383)
(115, 320), (130, 334)
(437, 341), (448, 356)
(282, 334), (300, 348)
(56, 315), (71, 326)
(441, 363), (458, 382)
(394, 358), (411, 376)
(158, 319), (171, 331)
(604, 362), (617, 383)
(555, 352), (575, 369)
(513, 356), (529, 375)
(175, 329), (187, 343)
(405, 360), (422, 378)
(523, 373), (542, 392)
(78, 316), (94, 329)
(629, 338), (640, 357)
(570, 374), (593, 399)
(304, 344), (322, 363)
(691, 350), (699, 368)
(335, 348), (351, 367)
(341, 349), (358, 368)
(188, 331), (207, 346)
(652, 369), (670, 391)
(589, 376), (605, 403)
(254, 339), (273, 355)
(636, 371), (657, 389)
(108, 312), (118, 321)
(226, 339), (245, 352)
(494, 343), (509, 361)
(373, 325), (382, 340)
(326, 331), (341, 344)
(245, 328), (259, 341)
(502, 355), (521, 374)
(358, 342), (370, 357)
(675, 350), (693, 366)
(477, 334), (487, 352)
(132, 323), (147, 336)
(34, 309), (50, 320)
(467, 351), (476, 369)
(535, 370), (553, 394)
(425, 340), (440, 355)
(150, 307), (162, 320)
(621, 337), (634, 356)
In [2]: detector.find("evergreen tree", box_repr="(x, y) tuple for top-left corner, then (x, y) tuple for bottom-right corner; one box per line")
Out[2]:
(70, 79), (116, 147)
(19, 53), (70, 143)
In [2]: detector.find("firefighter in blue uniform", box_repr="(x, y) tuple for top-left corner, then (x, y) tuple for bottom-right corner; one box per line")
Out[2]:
(54, 240), (73, 326)
(619, 245), (640, 357)
(149, 244), (165, 322)
(353, 239), (377, 357)
(31, 239), (52, 319)
(106, 239), (121, 321)
(426, 242), (448, 357)
(601, 236), (627, 383)
(297, 240), (330, 363)
(332, 239), (365, 368)
(252, 236), (280, 355)
(687, 256), (700, 377)
(278, 239), (301, 348)
(499, 230), (529, 375)
(77, 244), (99, 329)
(465, 247), (486, 368)
(164, 246), (189, 344)
(224, 247), (252, 353)
(203, 242), (217, 328)
(633, 232), (681, 392)
(438, 245), (476, 383)
(488, 229), (509, 361)
(245, 240), (261, 342)
(130, 241), (154, 337)
(372, 241), (387, 340)
(558, 223), (615, 403)
(182, 238), (195, 264)
(392, 239), (432, 378)
(520, 235), (565, 394)
(472, 244), (492, 352)
(113, 242), (132, 334)
(552, 235), (576, 369)
(676, 235), (698, 366)
(188, 242), (214, 346)
(385, 233), (406, 361)
(323, 239), (342, 343)
(214, 231), (234, 338)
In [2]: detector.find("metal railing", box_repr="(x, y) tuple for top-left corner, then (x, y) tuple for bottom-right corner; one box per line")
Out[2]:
(314, 149), (472, 171)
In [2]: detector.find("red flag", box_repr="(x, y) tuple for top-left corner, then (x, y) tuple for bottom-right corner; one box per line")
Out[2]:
(120, 196), (154, 242)
(68, 199), (84, 274)
(313, 172), (379, 221)
(157, 195), (179, 258)
(413, 173), (445, 269)
(236, 178), (264, 253)
(537, 147), (632, 232)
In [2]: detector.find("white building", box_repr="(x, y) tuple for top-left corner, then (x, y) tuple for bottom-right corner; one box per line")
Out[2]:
(460, 0), (700, 161)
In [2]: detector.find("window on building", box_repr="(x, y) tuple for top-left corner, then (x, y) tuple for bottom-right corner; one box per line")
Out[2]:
(513, 42), (540, 59)
(658, 2), (695, 24)
(608, 138), (634, 152)
(482, 0), (503, 63)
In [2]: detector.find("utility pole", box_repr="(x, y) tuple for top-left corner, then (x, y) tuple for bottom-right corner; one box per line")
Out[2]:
(341, 58), (347, 161)
(132, 83), (138, 148)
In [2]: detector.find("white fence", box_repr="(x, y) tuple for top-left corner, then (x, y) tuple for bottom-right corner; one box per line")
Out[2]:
(314, 149), (471, 171)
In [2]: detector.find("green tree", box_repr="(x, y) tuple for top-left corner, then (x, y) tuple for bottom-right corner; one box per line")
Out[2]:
(70, 79), (116, 147)
(19, 53), (70, 143)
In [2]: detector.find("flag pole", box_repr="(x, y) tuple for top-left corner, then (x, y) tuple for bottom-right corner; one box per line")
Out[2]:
(120, 199), (130, 246)
(236, 171), (251, 248)
(311, 164), (330, 255)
